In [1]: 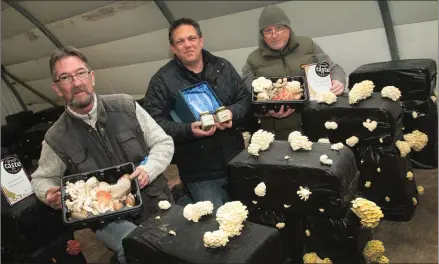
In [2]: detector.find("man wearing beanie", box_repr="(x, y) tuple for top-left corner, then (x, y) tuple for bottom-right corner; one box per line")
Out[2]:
(242, 5), (346, 140)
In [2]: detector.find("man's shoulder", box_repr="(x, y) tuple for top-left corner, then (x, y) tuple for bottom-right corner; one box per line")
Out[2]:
(150, 59), (178, 83)
(44, 113), (68, 144)
(246, 47), (263, 63)
(295, 36), (314, 46)
(99, 94), (137, 113)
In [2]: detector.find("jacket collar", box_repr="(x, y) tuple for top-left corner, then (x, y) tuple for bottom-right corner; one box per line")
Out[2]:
(174, 49), (219, 73)
(65, 93), (107, 125)
(259, 31), (299, 57)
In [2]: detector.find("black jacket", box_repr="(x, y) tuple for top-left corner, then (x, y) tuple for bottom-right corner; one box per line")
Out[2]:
(143, 50), (251, 183)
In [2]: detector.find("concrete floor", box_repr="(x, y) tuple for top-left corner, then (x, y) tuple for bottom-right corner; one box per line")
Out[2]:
(75, 166), (438, 263)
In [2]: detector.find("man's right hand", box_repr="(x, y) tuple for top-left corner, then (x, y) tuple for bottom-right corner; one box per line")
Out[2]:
(45, 186), (62, 210)
(191, 121), (216, 137)
(265, 105), (295, 118)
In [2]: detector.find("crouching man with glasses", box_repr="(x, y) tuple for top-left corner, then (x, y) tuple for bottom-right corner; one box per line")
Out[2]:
(31, 46), (175, 264)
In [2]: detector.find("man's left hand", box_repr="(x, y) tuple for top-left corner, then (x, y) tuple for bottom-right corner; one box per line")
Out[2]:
(330, 80), (344, 95)
(215, 110), (233, 130)
(131, 167), (150, 189)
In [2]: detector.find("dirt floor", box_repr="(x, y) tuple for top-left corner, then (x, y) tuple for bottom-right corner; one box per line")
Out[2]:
(74, 166), (438, 263)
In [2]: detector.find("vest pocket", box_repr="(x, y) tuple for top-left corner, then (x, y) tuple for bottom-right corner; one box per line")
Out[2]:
(115, 129), (145, 164)
(69, 148), (98, 173)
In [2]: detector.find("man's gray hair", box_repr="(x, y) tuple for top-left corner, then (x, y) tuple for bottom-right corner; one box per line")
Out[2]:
(49, 46), (91, 80)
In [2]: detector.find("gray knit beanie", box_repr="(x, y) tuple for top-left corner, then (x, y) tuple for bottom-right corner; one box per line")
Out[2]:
(258, 5), (291, 32)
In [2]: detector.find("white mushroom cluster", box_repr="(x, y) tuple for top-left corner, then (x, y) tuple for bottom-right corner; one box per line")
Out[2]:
(203, 201), (249, 248)
(288, 131), (313, 151)
(363, 119), (378, 132)
(254, 182), (266, 197)
(252, 77), (303, 101)
(349, 80), (375, 104)
(346, 136), (359, 147)
(247, 129), (275, 156)
(203, 230), (229, 248)
(183, 201), (214, 222)
(318, 138), (330, 144)
(297, 186), (312, 201)
(325, 121), (338, 130)
(320, 154), (333, 166)
(380, 86), (401, 101)
(331, 142), (344, 151)
(64, 175), (136, 220)
(315, 91), (337, 105)
(252, 77), (272, 93)
(158, 200), (171, 210)
(216, 201), (249, 238)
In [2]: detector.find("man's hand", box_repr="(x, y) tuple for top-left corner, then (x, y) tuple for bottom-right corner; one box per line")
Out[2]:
(266, 105), (295, 119)
(131, 167), (150, 189)
(215, 110), (233, 130)
(191, 121), (216, 137)
(330, 80), (344, 95)
(45, 186), (62, 210)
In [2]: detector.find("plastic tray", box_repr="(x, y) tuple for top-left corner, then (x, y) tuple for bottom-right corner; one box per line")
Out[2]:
(61, 162), (143, 228)
(251, 76), (309, 115)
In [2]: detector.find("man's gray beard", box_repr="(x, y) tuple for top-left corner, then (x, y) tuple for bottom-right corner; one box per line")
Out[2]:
(68, 92), (93, 109)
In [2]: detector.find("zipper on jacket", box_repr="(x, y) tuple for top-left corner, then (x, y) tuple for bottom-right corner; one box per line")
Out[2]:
(88, 114), (114, 164)
(281, 55), (291, 76)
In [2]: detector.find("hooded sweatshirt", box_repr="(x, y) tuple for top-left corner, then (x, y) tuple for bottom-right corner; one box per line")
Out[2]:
(242, 5), (346, 140)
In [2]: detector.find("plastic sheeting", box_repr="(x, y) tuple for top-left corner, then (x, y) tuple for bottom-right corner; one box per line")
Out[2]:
(355, 132), (419, 221)
(245, 208), (304, 262)
(348, 59), (437, 101)
(1, 194), (70, 262)
(227, 140), (359, 218)
(402, 97), (438, 168)
(303, 207), (372, 264)
(123, 204), (285, 264)
(302, 93), (403, 146)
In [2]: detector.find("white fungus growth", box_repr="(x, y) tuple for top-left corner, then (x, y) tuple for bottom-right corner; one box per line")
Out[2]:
(276, 223), (285, 229)
(248, 129), (275, 156)
(349, 80), (375, 104)
(331, 142), (344, 151)
(380, 86), (401, 101)
(320, 154), (333, 166)
(158, 200), (171, 210)
(363, 119), (378, 132)
(254, 182), (266, 197)
(318, 138), (331, 144)
(216, 201), (249, 238)
(252, 77), (272, 93)
(183, 201), (214, 222)
(315, 91), (337, 105)
(325, 121), (338, 130)
(346, 136), (359, 147)
(203, 230), (229, 248)
(297, 186), (312, 201)
(288, 131), (313, 151)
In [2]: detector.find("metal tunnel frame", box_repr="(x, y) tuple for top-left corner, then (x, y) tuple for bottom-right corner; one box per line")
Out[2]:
(2, 0), (402, 110)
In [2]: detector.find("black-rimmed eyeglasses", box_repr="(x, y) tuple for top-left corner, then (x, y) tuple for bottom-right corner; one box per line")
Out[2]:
(54, 70), (90, 85)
